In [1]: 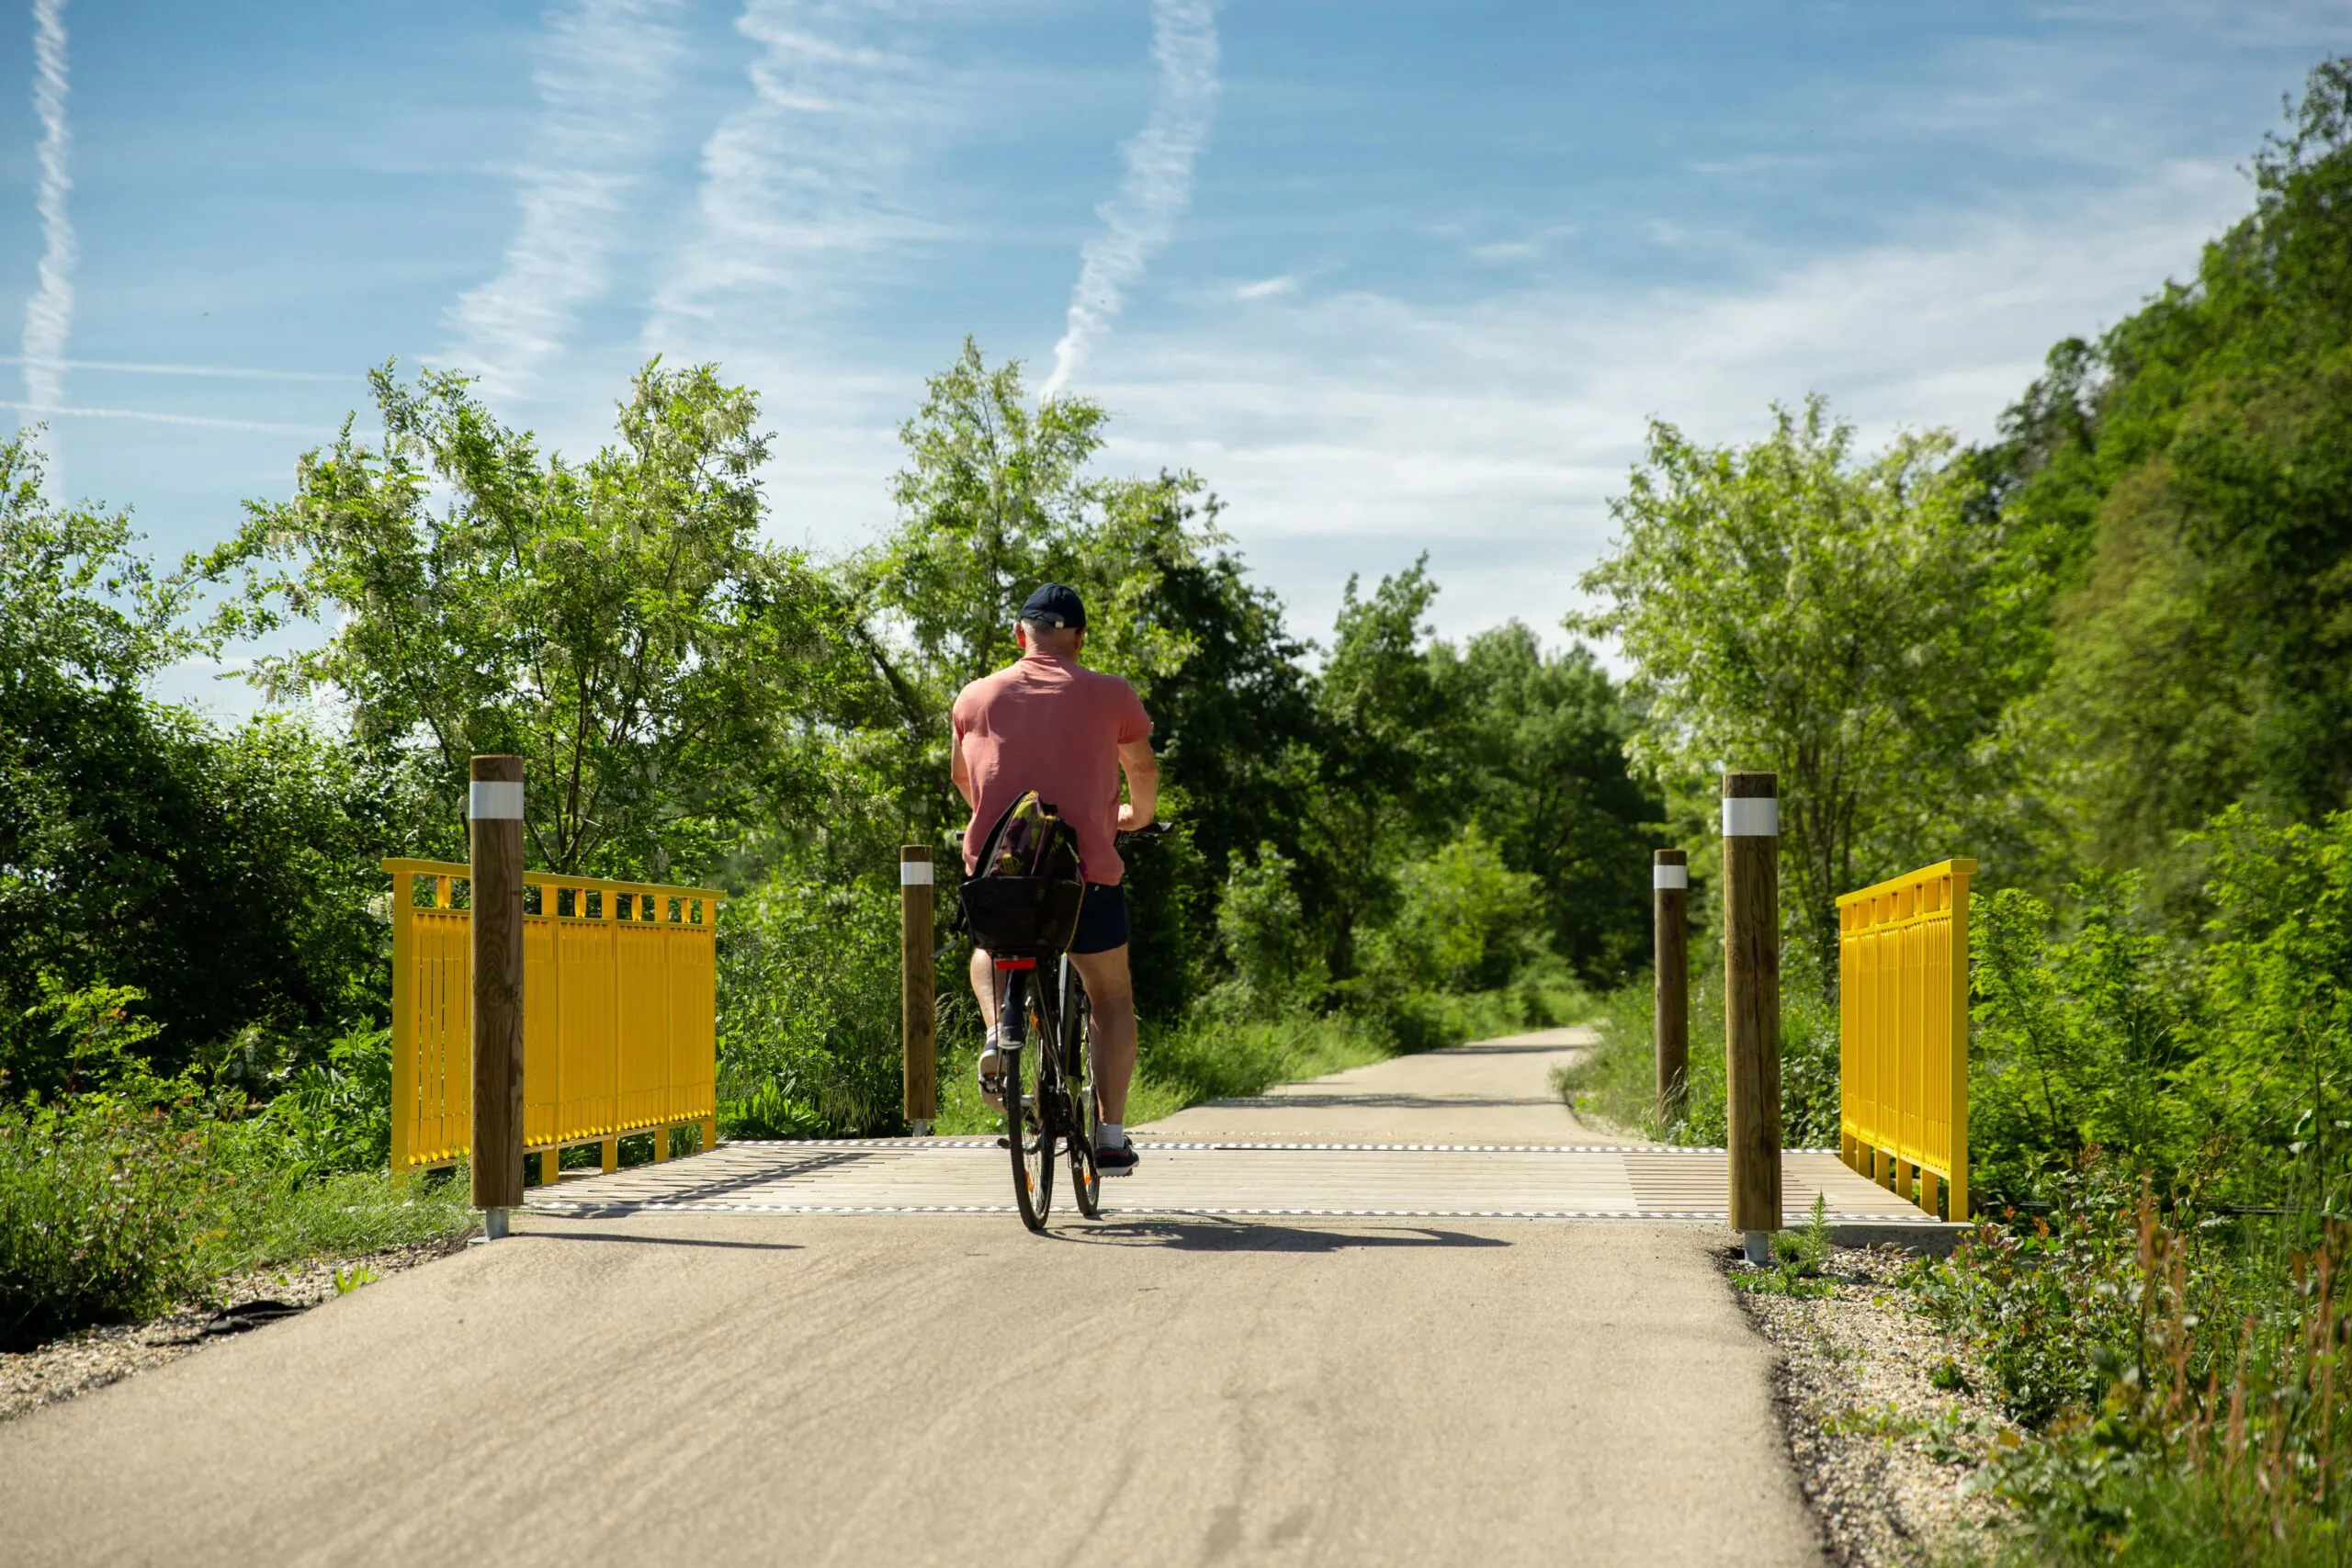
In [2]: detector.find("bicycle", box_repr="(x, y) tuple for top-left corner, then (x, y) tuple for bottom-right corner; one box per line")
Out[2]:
(991, 943), (1100, 1233)
(967, 821), (1168, 1234)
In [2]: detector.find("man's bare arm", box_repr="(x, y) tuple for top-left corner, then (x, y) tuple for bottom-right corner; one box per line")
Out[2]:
(1115, 739), (1159, 831)
(951, 736), (977, 811)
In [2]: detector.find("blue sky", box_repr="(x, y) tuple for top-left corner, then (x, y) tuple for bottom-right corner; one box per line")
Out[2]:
(5, 1), (2348, 714)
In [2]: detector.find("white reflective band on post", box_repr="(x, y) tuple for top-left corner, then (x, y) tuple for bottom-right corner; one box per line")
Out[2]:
(469, 781), (524, 820)
(899, 860), (934, 886)
(1653, 864), (1688, 890)
(1722, 797), (1778, 837)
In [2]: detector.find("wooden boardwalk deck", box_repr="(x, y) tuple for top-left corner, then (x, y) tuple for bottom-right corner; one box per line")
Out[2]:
(529, 1137), (1947, 1225)
(531, 1031), (1954, 1235)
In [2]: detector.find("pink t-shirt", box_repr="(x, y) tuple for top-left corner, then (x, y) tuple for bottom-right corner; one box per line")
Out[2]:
(953, 649), (1154, 885)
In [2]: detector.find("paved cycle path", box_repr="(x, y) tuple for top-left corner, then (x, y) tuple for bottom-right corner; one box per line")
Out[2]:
(0, 1028), (1828, 1567)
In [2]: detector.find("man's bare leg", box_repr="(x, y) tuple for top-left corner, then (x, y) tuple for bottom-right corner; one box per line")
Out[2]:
(1068, 943), (1136, 1125)
(968, 947), (998, 1030)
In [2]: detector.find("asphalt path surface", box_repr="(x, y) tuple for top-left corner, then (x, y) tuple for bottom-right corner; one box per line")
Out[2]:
(0, 1029), (1826, 1567)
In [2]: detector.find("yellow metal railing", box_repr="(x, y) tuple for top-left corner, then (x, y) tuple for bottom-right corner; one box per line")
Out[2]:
(383, 858), (723, 1178)
(1838, 858), (1974, 1220)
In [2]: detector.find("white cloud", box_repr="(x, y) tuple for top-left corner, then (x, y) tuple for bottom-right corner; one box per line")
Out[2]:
(442, 0), (684, 396)
(18, 0), (73, 415)
(1235, 275), (1297, 300)
(1040, 0), (1219, 400)
(1080, 159), (2250, 645)
(644, 1), (952, 346)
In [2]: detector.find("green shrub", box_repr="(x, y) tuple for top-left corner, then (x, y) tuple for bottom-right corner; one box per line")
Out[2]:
(1358, 829), (1546, 998)
(251, 1024), (393, 1179)
(717, 874), (906, 1136)
(1, 1058), (474, 1350)
(1971, 876), (2194, 1206)
(0, 1095), (207, 1350)
(1213, 841), (1328, 1018)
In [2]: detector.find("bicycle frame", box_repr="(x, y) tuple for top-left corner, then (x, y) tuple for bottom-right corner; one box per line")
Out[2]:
(993, 954), (1087, 1099)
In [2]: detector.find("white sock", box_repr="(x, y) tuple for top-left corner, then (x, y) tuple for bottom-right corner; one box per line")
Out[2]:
(1098, 1122), (1125, 1149)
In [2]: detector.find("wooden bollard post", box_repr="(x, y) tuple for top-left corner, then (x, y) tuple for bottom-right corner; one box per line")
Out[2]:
(1723, 771), (1782, 1261)
(1654, 849), (1689, 1126)
(900, 845), (936, 1136)
(469, 755), (526, 1239)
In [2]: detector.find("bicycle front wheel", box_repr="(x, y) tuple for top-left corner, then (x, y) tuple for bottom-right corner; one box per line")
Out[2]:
(1066, 973), (1102, 1219)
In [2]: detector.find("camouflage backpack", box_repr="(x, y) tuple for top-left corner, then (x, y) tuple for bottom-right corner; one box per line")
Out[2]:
(960, 790), (1085, 953)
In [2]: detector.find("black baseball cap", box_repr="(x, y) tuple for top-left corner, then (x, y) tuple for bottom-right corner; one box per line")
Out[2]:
(1019, 582), (1087, 630)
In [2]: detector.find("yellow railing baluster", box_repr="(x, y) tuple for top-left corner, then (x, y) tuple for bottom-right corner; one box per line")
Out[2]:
(1838, 859), (1974, 1221)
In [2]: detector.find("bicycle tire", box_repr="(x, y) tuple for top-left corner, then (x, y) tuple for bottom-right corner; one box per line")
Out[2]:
(1004, 976), (1055, 1232)
(1066, 964), (1102, 1218)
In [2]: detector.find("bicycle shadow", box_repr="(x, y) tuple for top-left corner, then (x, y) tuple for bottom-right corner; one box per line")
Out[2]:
(1061, 1216), (1512, 1253)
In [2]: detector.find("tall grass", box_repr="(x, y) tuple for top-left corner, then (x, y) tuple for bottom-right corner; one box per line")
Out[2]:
(1551, 942), (1840, 1146)
(1, 1092), (474, 1352)
(1919, 1164), (2350, 1563)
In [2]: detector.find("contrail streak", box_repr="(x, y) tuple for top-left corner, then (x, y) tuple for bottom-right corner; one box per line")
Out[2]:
(0, 400), (328, 434)
(20, 0), (74, 414)
(1041, 0), (1218, 400)
(444, 0), (682, 396)
(645, 1), (944, 347)
(0, 354), (345, 382)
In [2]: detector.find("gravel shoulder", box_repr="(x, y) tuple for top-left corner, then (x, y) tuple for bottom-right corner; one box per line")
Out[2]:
(1726, 1244), (2021, 1567)
(1, 1235), (471, 1424)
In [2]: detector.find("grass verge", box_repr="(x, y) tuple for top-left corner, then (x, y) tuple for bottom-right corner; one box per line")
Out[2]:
(2, 1095), (474, 1352)
(1550, 953), (1840, 1147)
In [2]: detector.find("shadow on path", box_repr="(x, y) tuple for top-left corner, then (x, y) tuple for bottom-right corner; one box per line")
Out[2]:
(1061, 1218), (1512, 1253)
(520, 1229), (806, 1252)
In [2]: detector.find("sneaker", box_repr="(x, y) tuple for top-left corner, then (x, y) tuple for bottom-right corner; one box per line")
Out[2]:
(1095, 1138), (1138, 1177)
(977, 1041), (1005, 1114)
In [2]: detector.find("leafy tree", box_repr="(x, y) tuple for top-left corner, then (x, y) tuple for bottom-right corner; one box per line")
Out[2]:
(1430, 625), (1662, 984)
(1575, 399), (2034, 965)
(0, 433), (404, 1091)
(226, 360), (856, 881)
(1985, 58), (2352, 886)
(1289, 562), (1453, 980)
(1213, 843), (1327, 1018)
(2191, 806), (2352, 1212)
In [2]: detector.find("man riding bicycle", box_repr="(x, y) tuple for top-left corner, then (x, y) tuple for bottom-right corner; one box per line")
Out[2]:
(951, 582), (1157, 1176)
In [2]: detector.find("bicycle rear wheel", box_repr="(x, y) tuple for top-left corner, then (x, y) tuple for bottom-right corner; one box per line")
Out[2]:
(1065, 965), (1102, 1218)
(1002, 975), (1055, 1232)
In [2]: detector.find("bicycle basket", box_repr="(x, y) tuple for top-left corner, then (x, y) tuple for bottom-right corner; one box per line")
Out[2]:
(959, 874), (1084, 956)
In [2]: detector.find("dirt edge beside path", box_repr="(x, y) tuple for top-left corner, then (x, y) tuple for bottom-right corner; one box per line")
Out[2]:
(1726, 1244), (2020, 1567)
(1, 1235), (472, 1424)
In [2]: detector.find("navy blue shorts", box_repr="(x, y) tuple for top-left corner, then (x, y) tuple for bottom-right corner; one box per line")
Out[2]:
(1069, 883), (1130, 954)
